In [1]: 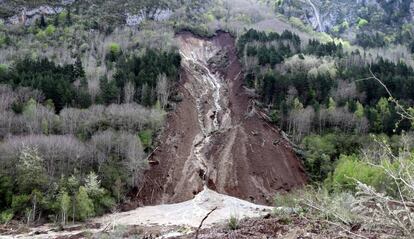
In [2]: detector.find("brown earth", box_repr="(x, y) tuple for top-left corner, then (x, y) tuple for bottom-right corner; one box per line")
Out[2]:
(179, 214), (388, 239)
(136, 31), (307, 206)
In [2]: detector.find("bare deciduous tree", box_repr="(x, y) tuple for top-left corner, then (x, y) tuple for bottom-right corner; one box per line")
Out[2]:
(156, 73), (170, 109)
(124, 81), (135, 104)
(1, 135), (90, 178)
(0, 85), (16, 112)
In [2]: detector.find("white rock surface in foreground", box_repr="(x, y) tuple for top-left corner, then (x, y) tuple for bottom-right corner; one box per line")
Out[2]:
(97, 187), (272, 228)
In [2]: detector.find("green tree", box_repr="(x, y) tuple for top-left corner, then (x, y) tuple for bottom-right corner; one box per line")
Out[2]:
(57, 189), (70, 225)
(74, 56), (85, 79)
(138, 130), (153, 150)
(45, 25), (56, 36)
(326, 155), (384, 192)
(302, 134), (336, 181)
(292, 97), (303, 110)
(107, 43), (121, 61)
(357, 18), (369, 28)
(100, 76), (119, 104)
(0, 210), (14, 225)
(84, 172), (104, 200)
(0, 176), (13, 210)
(16, 146), (47, 194)
(374, 97), (391, 132)
(11, 194), (30, 217)
(328, 97), (336, 111)
(67, 175), (79, 224)
(354, 101), (364, 118)
(23, 99), (37, 119)
(75, 186), (94, 221)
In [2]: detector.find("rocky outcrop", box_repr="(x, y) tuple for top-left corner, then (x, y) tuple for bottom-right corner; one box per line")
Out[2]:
(411, 1), (414, 21)
(279, 0), (413, 33)
(4, 1), (172, 27)
(5, 0), (75, 25)
(126, 10), (172, 26)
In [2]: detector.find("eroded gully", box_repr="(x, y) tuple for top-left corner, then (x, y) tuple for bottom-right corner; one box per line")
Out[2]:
(179, 38), (227, 186)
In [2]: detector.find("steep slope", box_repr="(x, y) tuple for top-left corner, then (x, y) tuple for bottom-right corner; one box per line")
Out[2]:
(276, 0), (413, 45)
(137, 31), (307, 205)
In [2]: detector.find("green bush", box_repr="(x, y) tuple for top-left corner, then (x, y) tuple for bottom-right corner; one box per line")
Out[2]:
(289, 17), (307, 31)
(0, 64), (7, 74)
(341, 21), (349, 29)
(357, 18), (369, 28)
(107, 43), (121, 61)
(36, 30), (47, 40)
(301, 133), (364, 182)
(138, 130), (153, 149)
(227, 216), (239, 230)
(11, 194), (30, 213)
(45, 25), (56, 36)
(0, 210), (14, 224)
(325, 155), (385, 192)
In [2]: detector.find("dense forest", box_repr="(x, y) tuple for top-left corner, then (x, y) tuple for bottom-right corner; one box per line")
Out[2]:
(238, 28), (414, 184)
(237, 28), (414, 236)
(0, 2), (182, 225)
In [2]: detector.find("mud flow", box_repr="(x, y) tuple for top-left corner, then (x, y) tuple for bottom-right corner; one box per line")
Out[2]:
(137, 31), (307, 205)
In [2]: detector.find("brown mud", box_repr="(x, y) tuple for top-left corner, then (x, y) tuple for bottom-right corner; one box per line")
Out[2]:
(137, 31), (307, 205)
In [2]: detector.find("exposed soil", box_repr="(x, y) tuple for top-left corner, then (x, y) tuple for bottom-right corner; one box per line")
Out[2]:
(180, 214), (390, 239)
(137, 31), (307, 206)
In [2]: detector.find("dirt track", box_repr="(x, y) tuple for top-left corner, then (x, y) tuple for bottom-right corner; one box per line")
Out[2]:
(137, 31), (307, 205)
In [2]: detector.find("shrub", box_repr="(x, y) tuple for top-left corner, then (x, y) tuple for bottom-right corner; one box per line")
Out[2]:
(0, 64), (7, 74)
(138, 130), (153, 150)
(107, 43), (121, 61)
(0, 210), (13, 224)
(45, 25), (56, 36)
(227, 215), (239, 230)
(357, 18), (369, 28)
(341, 21), (349, 29)
(36, 30), (47, 40)
(326, 155), (385, 192)
(289, 17), (307, 31)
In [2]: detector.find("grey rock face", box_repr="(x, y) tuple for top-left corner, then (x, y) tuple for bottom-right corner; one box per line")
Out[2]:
(410, 1), (414, 21)
(126, 10), (172, 26)
(279, 0), (412, 33)
(4, 0), (75, 25)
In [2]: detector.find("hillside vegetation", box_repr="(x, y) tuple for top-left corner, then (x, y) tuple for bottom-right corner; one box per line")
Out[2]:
(0, 0), (414, 238)
(0, 0), (293, 227)
(237, 27), (414, 237)
(269, 0), (414, 48)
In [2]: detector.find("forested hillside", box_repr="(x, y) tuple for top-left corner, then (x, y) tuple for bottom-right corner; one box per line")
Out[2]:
(0, 0), (414, 238)
(269, 0), (414, 48)
(238, 27), (414, 182)
(235, 26), (414, 238)
(0, 0), (186, 226)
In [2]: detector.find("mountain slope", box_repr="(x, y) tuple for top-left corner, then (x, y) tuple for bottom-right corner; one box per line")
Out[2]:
(275, 0), (414, 46)
(137, 31), (307, 206)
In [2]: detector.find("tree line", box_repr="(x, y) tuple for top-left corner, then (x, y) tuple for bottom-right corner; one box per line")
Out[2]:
(238, 29), (414, 183)
(0, 45), (179, 224)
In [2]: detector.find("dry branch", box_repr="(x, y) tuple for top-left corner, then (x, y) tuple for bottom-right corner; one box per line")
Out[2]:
(195, 207), (218, 239)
